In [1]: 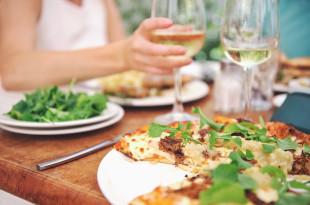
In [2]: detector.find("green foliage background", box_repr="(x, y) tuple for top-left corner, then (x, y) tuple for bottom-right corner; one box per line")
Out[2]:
(115, 0), (225, 61)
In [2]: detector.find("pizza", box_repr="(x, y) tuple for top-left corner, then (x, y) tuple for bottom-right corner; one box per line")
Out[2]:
(114, 108), (310, 205)
(129, 164), (310, 205)
(97, 70), (193, 98)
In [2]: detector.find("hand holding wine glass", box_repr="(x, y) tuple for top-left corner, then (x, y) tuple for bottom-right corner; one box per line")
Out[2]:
(151, 0), (206, 124)
(221, 0), (279, 120)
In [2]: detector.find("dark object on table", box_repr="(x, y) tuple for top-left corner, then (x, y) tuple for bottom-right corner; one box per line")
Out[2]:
(271, 92), (310, 134)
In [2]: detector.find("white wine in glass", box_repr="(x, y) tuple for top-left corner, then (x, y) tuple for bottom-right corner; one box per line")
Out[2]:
(221, 0), (279, 120)
(225, 47), (276, 67)
(151, 0), (206, 124)
(151, 31), (205, 57)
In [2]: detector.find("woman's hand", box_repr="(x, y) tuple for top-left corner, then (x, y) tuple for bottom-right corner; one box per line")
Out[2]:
(124, 18), (193, 74)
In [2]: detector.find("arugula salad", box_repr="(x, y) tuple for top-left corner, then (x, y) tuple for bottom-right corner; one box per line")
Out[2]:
(5, 81), (108, 123)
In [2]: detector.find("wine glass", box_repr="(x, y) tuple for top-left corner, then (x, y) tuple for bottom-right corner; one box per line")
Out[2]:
(221, 0), (279, 120)
(151, 0), (206, 124)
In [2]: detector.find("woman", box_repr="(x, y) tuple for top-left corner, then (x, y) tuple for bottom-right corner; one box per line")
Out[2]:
(0, 0), (192, 91)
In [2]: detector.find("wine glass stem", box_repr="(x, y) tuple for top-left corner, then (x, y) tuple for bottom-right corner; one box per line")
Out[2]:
(172, 68), (184, 113)
(243, 67), (253, 120)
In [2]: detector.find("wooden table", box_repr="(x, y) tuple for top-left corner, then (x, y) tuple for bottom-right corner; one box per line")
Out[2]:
(0, 84), (275, 205)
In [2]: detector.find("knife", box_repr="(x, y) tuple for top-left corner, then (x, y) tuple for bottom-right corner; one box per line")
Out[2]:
(36, 133), (124, 171)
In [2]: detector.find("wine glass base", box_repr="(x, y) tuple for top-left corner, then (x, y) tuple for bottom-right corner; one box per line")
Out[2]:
(153, 112), (199, 125)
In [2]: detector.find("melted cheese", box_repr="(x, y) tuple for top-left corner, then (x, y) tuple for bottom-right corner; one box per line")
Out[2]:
(219, 136), (294, 174)
(255, 187), (278, 203)
(294, 145), (303, 156)
(243, 167), (278, 203)
(181, 132), (233, 173)
(243, 139), (292, 173)
(125, 132), (175, 163)
(183, 143), (209, 166)
(243, 167), (272, 188)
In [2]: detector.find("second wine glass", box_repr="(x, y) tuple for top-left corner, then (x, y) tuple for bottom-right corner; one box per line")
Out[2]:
(221, 0), (279, 120)
(151, 0), (206, 124)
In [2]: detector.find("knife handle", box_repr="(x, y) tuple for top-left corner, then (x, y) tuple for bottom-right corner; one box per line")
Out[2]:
(36, 138), (117, 171)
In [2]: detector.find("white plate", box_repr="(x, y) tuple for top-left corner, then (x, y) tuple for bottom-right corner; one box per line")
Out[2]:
(108, 80), (209, 107)
(273, 83), (289, 93)
(97, 150), (310, 205)
(272, 94), (287, 108)
(97, 149), (189, 205)
(289, 78), (310, 94)
(0, 102), (119, 128)
(0, 105), (124, 135)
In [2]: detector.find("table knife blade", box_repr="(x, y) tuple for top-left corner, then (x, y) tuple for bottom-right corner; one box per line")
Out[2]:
(36, 133), (124, 171)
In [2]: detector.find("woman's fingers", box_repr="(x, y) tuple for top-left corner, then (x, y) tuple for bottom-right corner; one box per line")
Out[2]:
(132, 52), (192, 70)
(131, 38), (186, 56)
(133, 18), (188, 56)
(125, 18), (195, 75)
(166, 24), (193, 32)
(138, 18), (173, 36)
(135, 65), (173, 75)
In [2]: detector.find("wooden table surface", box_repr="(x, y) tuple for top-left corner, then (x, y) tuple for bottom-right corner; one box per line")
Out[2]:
(0, 84), (275, 205)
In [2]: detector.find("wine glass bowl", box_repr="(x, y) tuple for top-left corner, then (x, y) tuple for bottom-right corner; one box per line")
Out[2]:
(151, 0), (206, 124)
(151, 28), (205, 58)
(221, 0), (279, 119)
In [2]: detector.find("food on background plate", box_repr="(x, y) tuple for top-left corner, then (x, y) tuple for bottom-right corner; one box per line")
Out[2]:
(276, 54), (310, 86)
(114, 107), (310, 205)
(98, 70), (193, 98)
(297, 78), (310, 88)
(282, 57), (310, 70)
(276, 66), (310, 86)
(5, 81), (108, 123)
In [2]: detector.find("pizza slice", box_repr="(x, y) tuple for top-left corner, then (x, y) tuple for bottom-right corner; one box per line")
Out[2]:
(130, 156), (310, 205)
(213, 116), (310, 178)
(114, 108), (309, 176)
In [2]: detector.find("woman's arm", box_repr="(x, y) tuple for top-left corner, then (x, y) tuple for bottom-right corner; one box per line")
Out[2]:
(0, 0), (192, 91)
(104, 0), (126, 42)
(0, 0), (126, 90)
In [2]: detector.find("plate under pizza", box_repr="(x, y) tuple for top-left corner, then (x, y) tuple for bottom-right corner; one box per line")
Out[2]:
(97, 149), (189, 205)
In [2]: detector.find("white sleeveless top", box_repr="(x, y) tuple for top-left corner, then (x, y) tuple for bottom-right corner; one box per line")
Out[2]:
(36, 0), (108, 51)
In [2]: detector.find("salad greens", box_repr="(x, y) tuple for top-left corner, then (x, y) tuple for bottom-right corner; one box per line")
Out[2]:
(304, 143), (310, 155)
(192, 107), (225, 131)
(261, 166), (310, 205)
(148, 121), (202, 145)
(6, 80), (108, 123)
(199, 154), (257, 205)
(262, 144), (276, 153)
(208, 130), (240, 150)
(200, 157), (310, 205)
(237, 149), (254, 161)
(273, 136), (299, 151)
